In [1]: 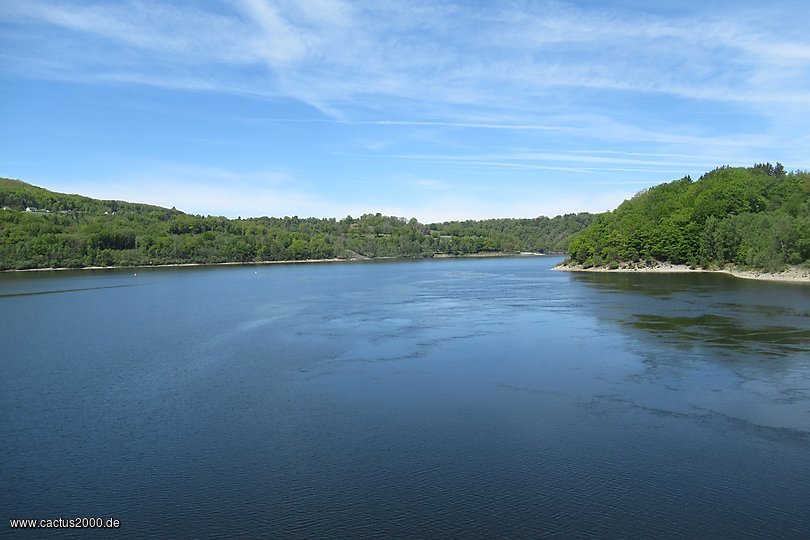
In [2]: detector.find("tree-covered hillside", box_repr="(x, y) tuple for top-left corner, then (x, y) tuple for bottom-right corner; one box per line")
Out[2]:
(0, 178), (594, 270)
(566, 164), (810, 272)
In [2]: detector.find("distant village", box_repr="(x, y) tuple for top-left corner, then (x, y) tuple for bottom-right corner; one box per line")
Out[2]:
(1, 206), (116, 215)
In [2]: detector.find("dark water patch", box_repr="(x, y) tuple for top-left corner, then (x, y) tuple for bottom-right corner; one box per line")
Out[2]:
(631, 313), (810, 352)
(715, 301), (810, 318)
(0, 282), (148, 298)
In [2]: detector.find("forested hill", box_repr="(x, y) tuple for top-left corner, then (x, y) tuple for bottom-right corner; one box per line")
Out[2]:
(566, 164), (810, 272)
(0, 178), (595, 270)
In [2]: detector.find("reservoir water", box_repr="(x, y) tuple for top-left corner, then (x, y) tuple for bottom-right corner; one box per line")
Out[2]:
(2, 256), (809, 538)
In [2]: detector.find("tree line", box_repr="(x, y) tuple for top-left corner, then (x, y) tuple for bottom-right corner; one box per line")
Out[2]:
(0, 178), (595, 270)
(566, 164), (810, 272)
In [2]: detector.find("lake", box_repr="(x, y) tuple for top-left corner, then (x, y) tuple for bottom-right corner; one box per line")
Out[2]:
(2, 256), (809, 538)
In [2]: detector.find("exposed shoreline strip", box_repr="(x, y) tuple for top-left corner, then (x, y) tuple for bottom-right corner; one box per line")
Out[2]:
(554, 262), (810, 283)
(2, 252), (550, 273)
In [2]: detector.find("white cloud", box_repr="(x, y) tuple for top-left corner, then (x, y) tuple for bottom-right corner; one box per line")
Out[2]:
(5, 1), (254, 64)
(235, 0), (310, 66)
(3, 0), (810, 220)
(34, 161), (630, 223)
(44, 165), (329, 218)
(6, 0), (809, 114)
(355, 189), (635, 224)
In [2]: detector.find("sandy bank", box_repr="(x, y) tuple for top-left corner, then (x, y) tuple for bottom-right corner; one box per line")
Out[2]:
(432, 251), (547, 259)
(554, 262), (810, 283)
(4, 252), (549, 273)
(5, 258), (350, 273)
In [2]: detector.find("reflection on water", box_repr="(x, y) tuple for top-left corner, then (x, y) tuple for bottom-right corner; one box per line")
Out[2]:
(631, 313), (810, 354)
(1, 258), (809, 538)
(0, 282), (147, 298)
(569, 271), (810, 439)
(571, 272), (810, 358)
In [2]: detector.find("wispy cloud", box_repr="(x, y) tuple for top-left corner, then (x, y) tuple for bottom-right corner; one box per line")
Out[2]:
(46, 165), (333, 218)
(396, 151), (718, 169)
(5, 0), (809, 114)
(238, 117), (563, 130)
(3, 0), (809, 220)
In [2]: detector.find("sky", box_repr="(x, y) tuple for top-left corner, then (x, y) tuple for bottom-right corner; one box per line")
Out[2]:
(2, 0), (810, 222)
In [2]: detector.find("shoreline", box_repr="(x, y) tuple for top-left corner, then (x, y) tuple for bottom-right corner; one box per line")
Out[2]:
(554, 262), (810, 283)
(6, 258), (350, 273)
(2, 252), (550, 273)
(432, 251), (548, 259)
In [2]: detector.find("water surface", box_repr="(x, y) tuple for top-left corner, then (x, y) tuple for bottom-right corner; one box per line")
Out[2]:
(2, 257), (809, 538)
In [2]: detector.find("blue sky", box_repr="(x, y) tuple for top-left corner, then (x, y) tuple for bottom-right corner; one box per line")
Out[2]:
(2, 0), (809, 222)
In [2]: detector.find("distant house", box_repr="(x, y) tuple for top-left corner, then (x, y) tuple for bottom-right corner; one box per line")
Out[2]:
(25, 207), (36, 212)
(24, 207), (50, 213)
(1, 206), (11, 211)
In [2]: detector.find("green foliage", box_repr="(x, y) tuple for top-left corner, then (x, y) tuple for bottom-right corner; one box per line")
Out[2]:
(567, 164), (810, 272)
(0, 178), (596, 270)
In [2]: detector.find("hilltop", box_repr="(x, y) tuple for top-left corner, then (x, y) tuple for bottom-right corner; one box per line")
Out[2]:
(0, 178), (594, 270)
(562, 164), (810, 273)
